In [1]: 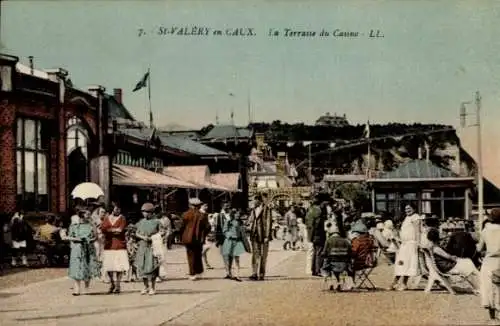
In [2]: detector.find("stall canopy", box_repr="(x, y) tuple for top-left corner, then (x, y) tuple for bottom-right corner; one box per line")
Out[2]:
(211, 173), (241, 192)
(163, 165), (236, 192)
(113, 164), (199, 189)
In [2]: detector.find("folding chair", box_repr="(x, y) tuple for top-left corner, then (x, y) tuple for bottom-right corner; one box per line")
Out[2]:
(353, 247), (378, 290)
(421, 247), (477, 295)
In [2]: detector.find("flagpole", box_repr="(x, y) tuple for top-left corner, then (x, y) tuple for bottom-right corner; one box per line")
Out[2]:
(366, 120), (371, 178)
(148, 67), (153, 128)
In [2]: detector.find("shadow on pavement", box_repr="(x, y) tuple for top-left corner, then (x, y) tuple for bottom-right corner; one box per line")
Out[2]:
(15, 303), (160, 321)
(155, 289), (219, 295)
(0, 292), (20, 298)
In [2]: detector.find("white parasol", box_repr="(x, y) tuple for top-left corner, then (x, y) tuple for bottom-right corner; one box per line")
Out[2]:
(71, 182), (104, 200)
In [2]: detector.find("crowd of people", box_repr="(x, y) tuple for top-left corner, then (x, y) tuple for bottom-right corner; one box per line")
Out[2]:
(4, 190), (500, 324)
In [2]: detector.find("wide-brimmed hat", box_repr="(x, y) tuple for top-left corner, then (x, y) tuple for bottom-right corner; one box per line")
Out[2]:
(351, 223), (368, 234)
(489, 208), (500, 223)
(189, 198), (202, 206)
(141, 202), (155, 212)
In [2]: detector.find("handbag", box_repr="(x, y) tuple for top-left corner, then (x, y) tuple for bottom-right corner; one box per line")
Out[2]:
(492, 269), (500, 285)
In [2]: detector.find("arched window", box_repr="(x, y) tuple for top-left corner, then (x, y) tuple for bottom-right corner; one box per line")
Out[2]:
(66, 117), (89, 158)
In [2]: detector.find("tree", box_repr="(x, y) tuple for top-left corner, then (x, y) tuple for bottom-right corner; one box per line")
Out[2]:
(335, 183), (370, 209)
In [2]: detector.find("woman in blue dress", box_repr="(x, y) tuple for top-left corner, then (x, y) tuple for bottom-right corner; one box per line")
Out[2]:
(134, 202), (162, 295)
(221, 209), (248, 282)
(67, 209), (99, 296)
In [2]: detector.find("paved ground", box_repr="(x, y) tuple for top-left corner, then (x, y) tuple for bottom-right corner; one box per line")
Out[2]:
(0, 241), (296, 326)
(0, 241), (491, 326)
(0, 267), (67, 290)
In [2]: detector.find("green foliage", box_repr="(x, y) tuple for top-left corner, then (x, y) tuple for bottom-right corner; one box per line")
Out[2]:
(335, 183), (370, 208)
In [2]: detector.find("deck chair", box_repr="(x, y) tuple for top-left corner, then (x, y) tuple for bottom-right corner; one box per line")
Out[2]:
(421, 248), (475, 295)
(353, 247), (378, 290)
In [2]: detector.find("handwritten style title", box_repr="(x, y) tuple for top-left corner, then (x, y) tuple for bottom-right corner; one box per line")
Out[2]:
(137, 26), (384, 38)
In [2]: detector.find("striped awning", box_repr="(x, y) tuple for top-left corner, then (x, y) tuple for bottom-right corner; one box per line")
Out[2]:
(113, 164), (199, 189)
(162, 165), (233, 192)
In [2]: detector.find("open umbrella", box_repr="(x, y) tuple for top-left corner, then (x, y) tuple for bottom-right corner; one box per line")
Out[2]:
(71, 182), (104, 200)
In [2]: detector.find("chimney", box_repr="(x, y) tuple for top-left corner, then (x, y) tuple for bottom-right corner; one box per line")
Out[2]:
(28, 56), (34, 75)
(114, 88), (123, 104)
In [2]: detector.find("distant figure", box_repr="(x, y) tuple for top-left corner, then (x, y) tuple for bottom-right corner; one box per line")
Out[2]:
(10, 212), (32, 267)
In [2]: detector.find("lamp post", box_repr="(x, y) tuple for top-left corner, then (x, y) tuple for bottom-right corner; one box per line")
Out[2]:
(460, 91), (484, 232)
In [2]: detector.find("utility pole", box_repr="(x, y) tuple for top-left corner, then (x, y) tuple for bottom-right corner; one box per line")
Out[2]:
(308, 143), (312, 183)
(460, 91), (483, 232)
(476, 91), (484, 231)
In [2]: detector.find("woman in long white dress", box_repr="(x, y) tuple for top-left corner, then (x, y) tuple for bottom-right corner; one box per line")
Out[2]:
(477, 208), (500, 323)
(389, 204), (424, 291)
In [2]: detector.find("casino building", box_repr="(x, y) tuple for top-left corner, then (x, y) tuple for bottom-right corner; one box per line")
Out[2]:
(0, 53), (106, 221)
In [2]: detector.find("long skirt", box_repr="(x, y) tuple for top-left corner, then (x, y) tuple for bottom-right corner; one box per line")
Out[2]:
(134, 241), (160, 278)
(185, 243), (204, 276)
(480, 256), (500, 309)
(394, 240), (420, 277)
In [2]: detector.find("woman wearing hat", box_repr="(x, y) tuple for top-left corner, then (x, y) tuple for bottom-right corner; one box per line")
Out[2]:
(134, 202), (162, 295)
(67, 208), (99, 295)
(477, 208), (500, 322)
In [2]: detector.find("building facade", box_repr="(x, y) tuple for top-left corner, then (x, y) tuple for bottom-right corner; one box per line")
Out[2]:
(0, 54), (106, 221)
(315, 112), (349, 127)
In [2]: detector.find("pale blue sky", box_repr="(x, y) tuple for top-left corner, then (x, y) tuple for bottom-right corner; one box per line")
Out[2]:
(2, 1), (500, 133)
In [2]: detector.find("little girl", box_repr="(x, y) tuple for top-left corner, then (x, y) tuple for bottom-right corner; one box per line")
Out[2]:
(297, 218), (307, 250)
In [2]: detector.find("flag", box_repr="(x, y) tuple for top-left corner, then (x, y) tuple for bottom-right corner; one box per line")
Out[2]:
(133, 72), (150, 92)
(363, 121), (370, 138)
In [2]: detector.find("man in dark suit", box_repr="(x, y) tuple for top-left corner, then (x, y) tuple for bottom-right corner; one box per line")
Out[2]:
(247, 194), (273, 281)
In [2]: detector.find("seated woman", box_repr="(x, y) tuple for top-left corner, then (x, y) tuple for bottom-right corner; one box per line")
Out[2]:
(321, 222), (353, 291)
(425, 228), (480, 293)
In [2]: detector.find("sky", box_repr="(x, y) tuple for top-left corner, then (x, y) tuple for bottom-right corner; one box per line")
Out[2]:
(2, 1), (500, 177)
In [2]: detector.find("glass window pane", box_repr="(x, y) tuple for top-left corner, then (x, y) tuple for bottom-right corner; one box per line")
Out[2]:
(375, 193), (386, 200)
(403, 193), (417, 200)
(36, 121), (42, 149)
(388, 193), (396, 200)
(376, 201), (386, 212)
(24, 119), (36, 149)
(25, 151), (35, 193)
(16, 119), (23, 147)
(37, 153), (48, 195)
(16, 151), (22, 194)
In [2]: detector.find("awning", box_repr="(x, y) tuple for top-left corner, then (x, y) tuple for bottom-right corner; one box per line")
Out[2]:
(113, 164), (199, 189)
(211, 173), (241, 192)
(163, 165), (233, 192)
